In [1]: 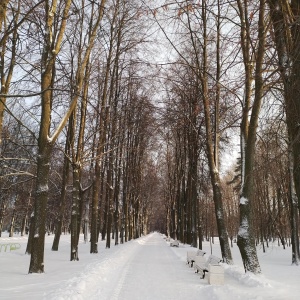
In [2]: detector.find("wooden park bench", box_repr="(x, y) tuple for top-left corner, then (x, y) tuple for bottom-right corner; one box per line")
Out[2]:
(186, 249), (206, 267)
(170, 239), (179, 247)
(194, 255), (224, 285)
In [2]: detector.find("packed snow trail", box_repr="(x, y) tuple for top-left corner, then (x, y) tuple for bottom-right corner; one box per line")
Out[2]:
(108, 233), (200, 299)
(49, 232), (203, 300)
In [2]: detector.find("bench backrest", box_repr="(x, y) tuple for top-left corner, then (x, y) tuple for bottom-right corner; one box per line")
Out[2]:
(187, 249), (206, 260)
(196, 249), (206, 256)
(207, 255), (222, 266)
(194, 255), (206, 265)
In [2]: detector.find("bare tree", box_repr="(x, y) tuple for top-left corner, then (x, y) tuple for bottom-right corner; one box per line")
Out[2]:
(0, 0), (19, 147)
(29, 0), (106, 273)
(266, 0), (300, 265)
(235, 0), (267, 274)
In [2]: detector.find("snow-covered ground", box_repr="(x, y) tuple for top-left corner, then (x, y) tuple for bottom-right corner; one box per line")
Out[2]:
(0, 232), (299, 300)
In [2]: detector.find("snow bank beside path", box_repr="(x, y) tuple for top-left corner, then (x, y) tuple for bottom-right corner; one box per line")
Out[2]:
(48, 235), (149, 300)
(169, 236), (300, 300)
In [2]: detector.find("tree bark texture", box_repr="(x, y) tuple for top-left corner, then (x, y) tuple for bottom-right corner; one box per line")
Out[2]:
(52, 120), (71, 251)
(29, 144), (52, 273)
(288, 149), (300, 264)
(0, 0), (19, 148)
(70, 165), (80, 261)
(235, 0), (266, 274)
(0, 0), (9, 31)
(200, 1), (232, 264)
(267, 0), (300, 263)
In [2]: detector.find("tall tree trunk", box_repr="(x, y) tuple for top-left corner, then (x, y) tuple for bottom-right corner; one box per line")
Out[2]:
(90, 157), (101, 253)
(199, 1), (233, 264)
(102, 187), (109, 241)
(0, 0), (9, 30)
(237, 0), (265, 274)
(106, 205), (113, 248)
(71, 164), (80, 261)
(105, 150), (113, 248)
(124, 191), (128, 242)
(52, 121), (71, 251)
(25, 211), (35, 255)
(29, 143), (52, 273)
(267, 0), (300, 263)
(29, 0), (104, 272)
(9, 208), (16, 237)
(0, 0), (19, 147)
(29, 0), (73, 274)
(21, 192), (31, 237)
(90, 40), (112, 252)
(288, 149), (300, 264)
(114, 145), (122, 245)
(0, 197), (7, 236)
(134, 199), (140, 239)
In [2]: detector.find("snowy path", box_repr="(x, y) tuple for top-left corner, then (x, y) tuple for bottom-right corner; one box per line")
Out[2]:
(48, 232), (202, 300)
(108, 233), (200, 299)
